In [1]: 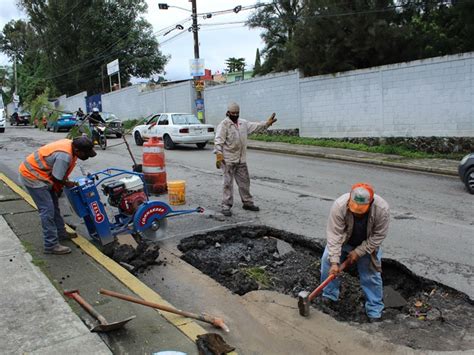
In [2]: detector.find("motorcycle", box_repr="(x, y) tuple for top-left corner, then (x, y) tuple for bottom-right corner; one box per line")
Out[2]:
(90, 123), (107, 150)
(76, 113), (107, 150)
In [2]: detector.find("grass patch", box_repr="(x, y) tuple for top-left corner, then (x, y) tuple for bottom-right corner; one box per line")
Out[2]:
(123, 118), (142, 130)
(243, 266), (271, 288)
(249, 134), (464, 160)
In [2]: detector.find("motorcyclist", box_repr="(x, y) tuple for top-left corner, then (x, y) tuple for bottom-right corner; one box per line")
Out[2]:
(89, 107), (105, 125)
(88, 107), (106, 144)
(76, 107), (85, 120)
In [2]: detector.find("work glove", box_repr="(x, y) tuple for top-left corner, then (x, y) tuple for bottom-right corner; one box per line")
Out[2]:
(216, 153), (224, 169)
(329, 263), (341, 277)
(346, 250), (360, 265)
(266, 113), (277, 126)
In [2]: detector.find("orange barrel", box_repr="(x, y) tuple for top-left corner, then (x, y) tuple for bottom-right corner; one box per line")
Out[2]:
(142, 136), (167, 194)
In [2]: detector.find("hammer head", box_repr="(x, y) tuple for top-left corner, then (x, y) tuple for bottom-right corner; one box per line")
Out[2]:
(298, 291), (310, 317)
(63, 289), (80, 298)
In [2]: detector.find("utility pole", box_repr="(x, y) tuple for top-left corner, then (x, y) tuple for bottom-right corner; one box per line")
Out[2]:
(191, 0), (204, 122)
(14, 54), (18, 95)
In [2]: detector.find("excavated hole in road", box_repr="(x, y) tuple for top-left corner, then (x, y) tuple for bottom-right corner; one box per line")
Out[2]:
(178, 225), (473, 351)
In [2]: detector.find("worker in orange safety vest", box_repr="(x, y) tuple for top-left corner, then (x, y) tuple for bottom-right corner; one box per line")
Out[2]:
(19, 136), (97, 254)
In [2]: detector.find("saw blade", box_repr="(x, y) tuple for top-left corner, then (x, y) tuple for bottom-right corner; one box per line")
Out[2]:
(141, 218), (168, 241)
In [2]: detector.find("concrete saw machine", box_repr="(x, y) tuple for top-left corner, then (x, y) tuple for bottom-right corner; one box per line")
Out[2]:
(65, 168), (203, 245)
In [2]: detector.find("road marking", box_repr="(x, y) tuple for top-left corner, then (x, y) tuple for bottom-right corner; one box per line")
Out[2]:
(0, 172), (238, 351)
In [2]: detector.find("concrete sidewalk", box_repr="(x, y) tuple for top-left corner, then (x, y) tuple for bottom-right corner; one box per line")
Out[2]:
(247, 140), (460, 176)
(0, 215), (111, 354)
(0, 177), (201, 354)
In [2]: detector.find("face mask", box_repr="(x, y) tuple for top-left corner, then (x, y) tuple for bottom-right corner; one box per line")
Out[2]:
(227, 111), (239, 122)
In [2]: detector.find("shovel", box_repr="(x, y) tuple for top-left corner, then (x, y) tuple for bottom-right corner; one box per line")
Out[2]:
(298, 259), (352, 317)
(100, 288), (230, 332)
(64, 289), (136, 332)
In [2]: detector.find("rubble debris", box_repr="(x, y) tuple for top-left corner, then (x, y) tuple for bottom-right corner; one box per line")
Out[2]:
(178, 225), (474, 351)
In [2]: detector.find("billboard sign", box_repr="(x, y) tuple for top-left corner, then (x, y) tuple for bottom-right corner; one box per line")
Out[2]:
(107, 59), (119, 76)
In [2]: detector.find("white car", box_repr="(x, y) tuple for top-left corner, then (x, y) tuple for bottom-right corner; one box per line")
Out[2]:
(132, 113), (215, 149)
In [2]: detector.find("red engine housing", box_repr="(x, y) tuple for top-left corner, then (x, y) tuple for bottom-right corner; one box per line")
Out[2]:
(119, 191), (147, 215)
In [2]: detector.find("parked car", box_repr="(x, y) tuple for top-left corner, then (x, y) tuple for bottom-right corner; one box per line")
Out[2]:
(47, 114), (77, 132)
(102, 112), (124, 138)
(0, 97), (5, 133)
(10, 111), (31, 126)
(132, 113), (215, 149)
(458, 153), (474, 194)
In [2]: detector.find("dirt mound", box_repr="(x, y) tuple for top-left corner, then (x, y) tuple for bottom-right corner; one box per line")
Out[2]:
(178, 225), (474, 351)
(103, 238), (160, 274)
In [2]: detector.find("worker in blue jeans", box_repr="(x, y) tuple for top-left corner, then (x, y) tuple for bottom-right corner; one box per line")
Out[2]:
(320, 183), (390, 322)
(19, 137), (97, 254)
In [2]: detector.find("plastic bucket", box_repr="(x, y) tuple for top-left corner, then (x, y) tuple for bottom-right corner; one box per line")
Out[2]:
(167, 180), (186, 205)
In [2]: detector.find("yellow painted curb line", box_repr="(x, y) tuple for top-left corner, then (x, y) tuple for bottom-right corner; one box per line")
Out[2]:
(0, 172), (236, 351)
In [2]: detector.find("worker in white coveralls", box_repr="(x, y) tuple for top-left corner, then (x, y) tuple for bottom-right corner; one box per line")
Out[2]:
(214, 102), (277, 217)
(320, 183), (390, 322)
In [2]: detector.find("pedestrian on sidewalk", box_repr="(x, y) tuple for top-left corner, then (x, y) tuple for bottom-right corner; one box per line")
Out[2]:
(18, 137), (97, 254)
(214, 102), (277, 217)
(320, 183), (390, 322)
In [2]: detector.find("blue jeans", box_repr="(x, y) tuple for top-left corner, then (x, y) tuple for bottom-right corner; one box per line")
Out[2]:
(320, 244), (384, 319)
(25, 186), (67, 251)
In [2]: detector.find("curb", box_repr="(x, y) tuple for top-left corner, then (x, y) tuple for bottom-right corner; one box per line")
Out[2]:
(0, 173), (222, 347)
(247, 143), (458, 177)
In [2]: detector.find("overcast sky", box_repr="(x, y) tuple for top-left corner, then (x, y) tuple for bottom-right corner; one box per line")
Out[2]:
(0, 0), (264, 81)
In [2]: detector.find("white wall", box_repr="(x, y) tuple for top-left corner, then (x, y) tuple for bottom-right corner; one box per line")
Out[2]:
(299, 53), (473, 137)
(204, 71), (300, 129)
(204, 53), (474, 137)
(57, 52), (474, 137)
(56, 91), (87, 113)
(101, 81), (195, 120)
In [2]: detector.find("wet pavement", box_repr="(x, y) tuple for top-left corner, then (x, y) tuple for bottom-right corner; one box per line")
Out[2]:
(0, 178), (199, 354)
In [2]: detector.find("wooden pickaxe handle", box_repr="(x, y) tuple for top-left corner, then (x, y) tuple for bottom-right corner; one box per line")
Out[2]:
(308, 258), (352, 302)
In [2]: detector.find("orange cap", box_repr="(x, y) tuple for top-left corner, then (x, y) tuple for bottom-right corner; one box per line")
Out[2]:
(348, 183), (374, 214)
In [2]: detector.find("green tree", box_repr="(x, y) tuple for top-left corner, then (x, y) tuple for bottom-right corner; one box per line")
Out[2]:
(247, 0), (304, 74)
(253, 48), (262, 76)
(1, 0), (167, 98)
(225, 57), (246, 73)
(248, 0), (474, 77)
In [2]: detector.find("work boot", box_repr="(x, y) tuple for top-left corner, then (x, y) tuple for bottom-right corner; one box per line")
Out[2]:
(242, 204), (259, 211)
(221, 209), (232, 217)
(368, 316), (383, 323)
(59, 230), (77, 240)
(44, 244), (71, 255)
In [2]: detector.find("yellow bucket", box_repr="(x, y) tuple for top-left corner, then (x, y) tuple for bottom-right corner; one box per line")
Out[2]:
(167, 180), (186, 205)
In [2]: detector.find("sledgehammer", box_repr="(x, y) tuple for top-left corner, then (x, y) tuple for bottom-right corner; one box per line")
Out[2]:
(298, 259), (352, 317)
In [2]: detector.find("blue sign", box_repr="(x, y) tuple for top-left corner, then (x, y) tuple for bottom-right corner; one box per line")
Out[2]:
(86, 94), (102, 113)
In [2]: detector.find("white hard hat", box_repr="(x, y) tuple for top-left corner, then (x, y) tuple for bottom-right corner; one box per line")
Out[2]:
(92, 107), (99, 113)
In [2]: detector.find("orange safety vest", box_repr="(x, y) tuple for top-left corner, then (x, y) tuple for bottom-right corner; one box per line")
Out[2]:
(19, 139), (78, 192)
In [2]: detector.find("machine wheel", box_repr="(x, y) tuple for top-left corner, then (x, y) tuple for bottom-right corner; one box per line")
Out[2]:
(196, 142), (207, 149)
(163, 135), (175, 150)
(116, 133), (122, 138)
(99, 135), (107, 150)
(53, 125), (59, 132)
(465, 167), (474, 194)
(134, 131), (143, 146)
(0, 128), (4, 133)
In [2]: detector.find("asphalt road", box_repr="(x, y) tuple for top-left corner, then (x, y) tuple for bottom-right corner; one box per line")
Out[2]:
(1, 125), (472, 298)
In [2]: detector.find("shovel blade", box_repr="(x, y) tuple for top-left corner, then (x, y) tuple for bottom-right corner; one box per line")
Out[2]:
(91, 315), (136, 332)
